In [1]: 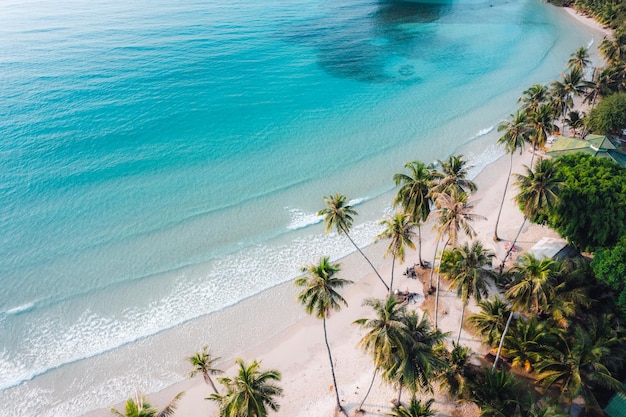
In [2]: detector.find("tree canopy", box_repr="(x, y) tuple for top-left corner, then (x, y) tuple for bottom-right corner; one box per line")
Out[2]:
(586, 92), (626, 136)
(591, 236), (626, 314)
(545, 153), (626, 251)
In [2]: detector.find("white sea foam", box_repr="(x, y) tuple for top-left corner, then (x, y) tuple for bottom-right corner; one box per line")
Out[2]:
(5, 302), (36, 316)
(285, 207), (323, 230)
(466, 144), (506, 180)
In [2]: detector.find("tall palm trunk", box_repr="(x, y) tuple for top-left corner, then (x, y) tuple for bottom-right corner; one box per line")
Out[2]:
(434, 238), (450, 330)
(323, 318), (347, 417)
(389, 257), (396, 294)
(417, 224), (424, 266)
(428, 237), (441, 291)
(207, 376), (219, 395)
(358, 369), (377, 411)
(493, 152), (514, 241)
(457, 303), (466, 345)
(493, 310), (514, 370)
(341, 225), (389, 291)
(397, 381), (403, 406)
(499, 218), (526, 274)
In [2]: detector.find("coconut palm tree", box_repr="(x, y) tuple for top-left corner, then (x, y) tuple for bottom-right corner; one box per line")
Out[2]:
(468, 368), (522, 417)
(494, 111), (529, 241)
(431, 154), (477, 197)
(392, 311), (446, 404)
(435, 342), (472, 400)
(187, 346), (222, 394)
(526, 104), (557, 165)
(393, 161), (438, 267)
(208, 358), (282, 417)
(518, 84), (548, 112)
(386, 397), (436, 417)
(567, 46), (591, 73)
(503, 316), (557, 373)
(505, 253), (558, 316)
(377, 212), (416, 293)
(535, 325), (624, 413)
(549, 80), (570, 133)
(319, 193), (388, 291)
(354, 296), (409, 411)
(468, 296), (511, 347)
(432, 191), (485, 329)
(564, 110), (585, 137)
(111, 392), (184, 417)
(440, 241), (494, 344)
(599, 35), (624, 65)
(295, 257), (352, 416)
(499, 158), (562, 270)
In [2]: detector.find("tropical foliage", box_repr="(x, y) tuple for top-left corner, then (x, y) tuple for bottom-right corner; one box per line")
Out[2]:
(111, 392), (184, 417)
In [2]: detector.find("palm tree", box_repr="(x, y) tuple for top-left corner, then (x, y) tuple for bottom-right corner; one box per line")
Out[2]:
(188, 346), (222, 394)
(319, 193), (388, 291)
(536, 325), (624, 413)
(208, 358), (282, 417)
(295, 257), (352, 416)
(518, 84), (548, 112)
(431, 154), (477, 197)
(111, 392), (184, 417)
(440, 241), (494, 344)
(392, 311), (446, 404)
(432, 191), (485, 329)
(599, 35), (624, 65)
(468, 296), (511, 347)
(503, 316), (556, 372)
(468, 368), (522, 417)
(386, 397), (436, 417)
(526, 104), (557, 166)
(564, 110), (584, 137)
(354, 296), (409, 411)
(549, 80), (570, 133)
(499, 158), (562, 270)
(376, 212), (416, 293)
(567, 46), (591, 73)
(494, 111), (528, 241)
(393, 161), (438, 266)
(505, 253), (558, 316)
(435, 342), (472, 400)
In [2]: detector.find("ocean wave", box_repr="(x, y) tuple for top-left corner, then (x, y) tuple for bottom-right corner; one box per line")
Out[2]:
(465, 144), (506, 180)
(285, 207), (323, 230)
(472, 125), (495, 139)
(587, 37), (594, 48)
(3, 302), (36, 316)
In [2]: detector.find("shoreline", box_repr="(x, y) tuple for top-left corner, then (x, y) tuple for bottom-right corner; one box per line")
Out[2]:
(90, 5), (613, 417)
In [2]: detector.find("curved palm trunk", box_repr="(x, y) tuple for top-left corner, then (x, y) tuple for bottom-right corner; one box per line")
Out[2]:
(457, 303), (466, 345)
(397, 381), (403, 406)
(428, 237), (441, 291)
(341, 226), (389, 292)
(493, 310), (514, 371)
(493, 153), (514, 241)
(323, 318), (347, 417)
(358, 369), (377, 411)
(499, 217), (526, 274)
(434, 238), (450, 330)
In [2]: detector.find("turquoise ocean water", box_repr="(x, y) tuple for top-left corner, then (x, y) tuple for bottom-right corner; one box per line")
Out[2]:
(0, 0), (604, 415)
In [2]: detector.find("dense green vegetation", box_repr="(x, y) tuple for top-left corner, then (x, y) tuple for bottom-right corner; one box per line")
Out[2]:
(587, 92), (626, 134)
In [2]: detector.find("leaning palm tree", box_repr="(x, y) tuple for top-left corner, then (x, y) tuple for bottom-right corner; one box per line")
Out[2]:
(295, 257), (352, 416)
(494, 111), (528, 241)
(599, 35), (623, 65)
(549, 79), (570, 133)
(208, 358), (282, 417)
(526, 104), (557, 166)
(440, 241), (494, 344)
(377, 212), (416, 293)
(432, 191), (485, 329)
(111, 392), (184, 417)
(319, 193), (388, 291)
(354, 296), (409, 411)
(499, 158), (562, 270)
(187, 346), (222, 394)
(393, 161), (438, 266)
(386, 397), (436, 417)
(567, 46), (591, 73)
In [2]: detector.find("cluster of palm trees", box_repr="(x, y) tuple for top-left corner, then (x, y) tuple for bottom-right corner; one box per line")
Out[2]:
(468, 254), (626, 414)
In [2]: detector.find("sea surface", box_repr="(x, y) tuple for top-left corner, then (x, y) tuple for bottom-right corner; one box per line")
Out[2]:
(0, 0), (604, 415)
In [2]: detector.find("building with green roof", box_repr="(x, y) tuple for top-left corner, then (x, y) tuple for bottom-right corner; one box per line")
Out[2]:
(546, 134), (626, 166)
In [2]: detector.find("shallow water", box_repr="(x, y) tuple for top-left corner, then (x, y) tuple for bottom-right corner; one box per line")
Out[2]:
(0, 0), (604, 415)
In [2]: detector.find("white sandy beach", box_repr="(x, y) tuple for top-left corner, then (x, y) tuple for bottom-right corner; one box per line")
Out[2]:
(104, 146), (561, 417)
(96, 8), (612, 417)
